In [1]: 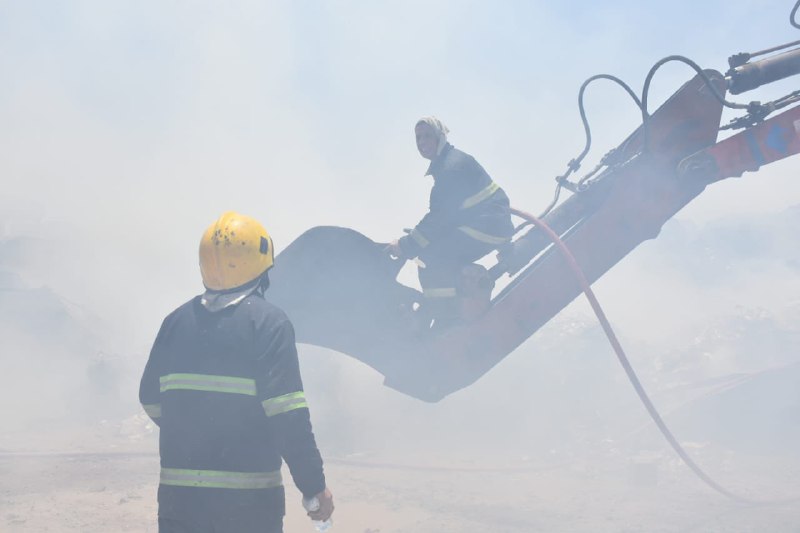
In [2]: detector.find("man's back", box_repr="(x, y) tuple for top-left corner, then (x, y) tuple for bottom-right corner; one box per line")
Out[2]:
(139, 211), (332, 533)
(144, 294), (297, 474)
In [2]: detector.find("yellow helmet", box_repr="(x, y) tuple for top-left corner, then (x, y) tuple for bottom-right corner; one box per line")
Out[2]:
(199, 211), (274, 291)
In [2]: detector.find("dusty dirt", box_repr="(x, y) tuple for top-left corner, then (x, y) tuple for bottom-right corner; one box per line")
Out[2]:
(2, 426), (799, 533)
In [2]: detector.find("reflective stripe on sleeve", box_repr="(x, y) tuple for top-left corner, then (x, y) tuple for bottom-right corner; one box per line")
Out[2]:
(142, 403), (162, 418)
(458, 226), (511, 245)
(423, 287), (458, 298)
(160, 468), (282, 490)
(159, 374), (257, 396)
(461, 181), (500, 209)
(262, 391), (308, 417)
(410, 229), (430, 248)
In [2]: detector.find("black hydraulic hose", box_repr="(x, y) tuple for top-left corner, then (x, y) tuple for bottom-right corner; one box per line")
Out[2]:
(571, 75), (643, 173)
(641, 55), (749, 113)
(510, 206), (799, 505)
(557, 75), (643, 184)
(555, 1), (800, 193)
(538, 75), (644, 222)
(640, 55), (748, 152)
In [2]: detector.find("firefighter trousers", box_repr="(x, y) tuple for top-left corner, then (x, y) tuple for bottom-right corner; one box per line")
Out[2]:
(158, 485), (284, 533)
(417, 228), (496, 323)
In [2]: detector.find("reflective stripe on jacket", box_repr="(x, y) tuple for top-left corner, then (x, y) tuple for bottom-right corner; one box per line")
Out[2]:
(160, 467), (283, 490)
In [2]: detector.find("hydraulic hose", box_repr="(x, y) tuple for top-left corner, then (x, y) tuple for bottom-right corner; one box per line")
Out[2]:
(541, 74), (645, 222)
(569, 74), (643, 179)
(640, 55), (747, 152)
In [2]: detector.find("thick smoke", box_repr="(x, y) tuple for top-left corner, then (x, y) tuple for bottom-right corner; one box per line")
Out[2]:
(1, 1), (799, 531)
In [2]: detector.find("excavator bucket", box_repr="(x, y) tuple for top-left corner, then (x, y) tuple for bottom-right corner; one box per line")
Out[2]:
(268, 226), (483, 401)
(268, 226), (418, 372)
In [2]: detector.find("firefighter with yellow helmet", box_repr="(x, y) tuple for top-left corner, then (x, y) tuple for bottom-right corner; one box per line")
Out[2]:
(140, 211), (334, 533)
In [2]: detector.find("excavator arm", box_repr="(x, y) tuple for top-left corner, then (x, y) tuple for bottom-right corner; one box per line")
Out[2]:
(680, 104), (800, 182)
(268, 66), (800, 402)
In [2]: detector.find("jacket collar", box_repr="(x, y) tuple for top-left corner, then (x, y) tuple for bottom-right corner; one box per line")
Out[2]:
(425, 142), (453, 177)
(200, 277), (262, 312)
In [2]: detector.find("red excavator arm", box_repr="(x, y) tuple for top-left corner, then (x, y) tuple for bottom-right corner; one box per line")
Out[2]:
(268, 64), (800, 402)
(680, 104), (800, 183)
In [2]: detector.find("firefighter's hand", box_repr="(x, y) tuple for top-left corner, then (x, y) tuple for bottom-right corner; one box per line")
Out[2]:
(384, 240), (405, 260)
(309, 487), (334, 522)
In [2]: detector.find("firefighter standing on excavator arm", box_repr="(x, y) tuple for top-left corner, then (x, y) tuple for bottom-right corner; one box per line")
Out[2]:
(139, 211), (334, 533)
(386, 117), (514, 327)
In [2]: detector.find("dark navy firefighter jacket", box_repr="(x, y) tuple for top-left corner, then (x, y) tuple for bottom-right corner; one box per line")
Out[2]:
(139, 292), (326, 521)
(397, 143), (514, 259)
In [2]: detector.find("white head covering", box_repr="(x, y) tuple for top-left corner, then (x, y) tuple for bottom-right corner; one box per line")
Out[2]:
(416, 116), (450, 155)
(200, 275), (265, 312)
(200, 284), (258, 312)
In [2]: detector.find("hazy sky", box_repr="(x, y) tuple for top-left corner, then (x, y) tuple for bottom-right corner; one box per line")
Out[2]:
(1, 0), (798, 348)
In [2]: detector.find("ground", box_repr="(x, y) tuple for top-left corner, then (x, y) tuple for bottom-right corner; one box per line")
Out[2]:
(2, 424), (798, 533)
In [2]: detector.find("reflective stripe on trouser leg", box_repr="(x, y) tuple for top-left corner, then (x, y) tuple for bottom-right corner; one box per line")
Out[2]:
(421, 288), (460, 321)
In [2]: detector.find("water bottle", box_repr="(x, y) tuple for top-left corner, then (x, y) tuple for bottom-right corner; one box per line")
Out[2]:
(302, 495), (333, 532)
